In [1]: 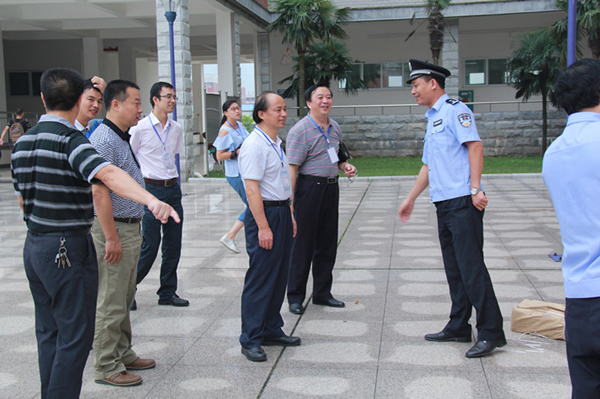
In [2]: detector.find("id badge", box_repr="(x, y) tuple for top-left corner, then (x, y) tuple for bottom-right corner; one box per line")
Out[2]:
(162, 151), (175, 170)
(281, 167), (291, 196)
(327, 147), (339, 164)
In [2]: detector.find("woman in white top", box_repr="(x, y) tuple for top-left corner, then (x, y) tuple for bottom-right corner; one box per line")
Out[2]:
(214, 100), (251, 253)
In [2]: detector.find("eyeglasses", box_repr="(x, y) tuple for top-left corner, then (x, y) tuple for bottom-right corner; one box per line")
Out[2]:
(160, 95), (178, 101)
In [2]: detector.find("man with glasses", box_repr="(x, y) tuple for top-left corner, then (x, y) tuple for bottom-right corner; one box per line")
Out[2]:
(130, 82), (188, 309)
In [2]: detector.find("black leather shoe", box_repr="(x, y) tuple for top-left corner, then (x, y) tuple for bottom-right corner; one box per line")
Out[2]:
(130, 299), (137, 311)
(465, 339), (507, 358)
(158, 295), (189, 307)
(241, 346), (267, 362)
(312, 298), (345, 308)
(425, 330), (472, 343)
(289, 303), (304, 314)
(262, 335), (301, 347)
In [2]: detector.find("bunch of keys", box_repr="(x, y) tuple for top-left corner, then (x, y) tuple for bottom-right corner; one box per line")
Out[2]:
(55, 237), (71, 268)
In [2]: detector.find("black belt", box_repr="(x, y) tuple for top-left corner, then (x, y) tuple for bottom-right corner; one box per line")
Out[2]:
(114, 217), (142, 224)
(144, 177), (178, 187)
(298, 174), (338, 184)
(263, 199), (291, 207)
(29, 228), (91, 237)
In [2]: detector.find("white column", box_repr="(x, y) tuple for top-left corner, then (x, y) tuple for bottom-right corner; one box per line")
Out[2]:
(0, 32), (7, 112)
(255, 33), (270, 93)
(156, 0), (193, 180)
(82, 37), (103, 78)
(216, 10), (241, 103)
(442, 19), (459, 99)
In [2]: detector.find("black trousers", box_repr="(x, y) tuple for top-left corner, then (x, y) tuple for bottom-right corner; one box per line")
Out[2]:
(435, 195), (504, 341)
(287, 177), (339, 304)
(240, 205), (293, 349)
(24, 232), (98, 399)
(565, 297), (600, 399)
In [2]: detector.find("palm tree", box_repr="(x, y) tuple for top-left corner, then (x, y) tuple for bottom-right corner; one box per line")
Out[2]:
(406, 0), (452, 65)
(278, 39), (367, 99)
(506, 29), (563, 154)
(268, 0), (351, 116)
(553, 0), (600, 58)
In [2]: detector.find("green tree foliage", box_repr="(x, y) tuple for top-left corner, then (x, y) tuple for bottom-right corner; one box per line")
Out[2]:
(406, 0), (452, 65)
(553, 0), (600, 58)
(506, 29), (563, 154)
(277, 39), (367, 100)
(268, 0), (351, 116)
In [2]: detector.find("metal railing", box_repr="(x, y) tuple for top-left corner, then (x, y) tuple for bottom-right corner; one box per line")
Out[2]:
(285, 100), (545, 116)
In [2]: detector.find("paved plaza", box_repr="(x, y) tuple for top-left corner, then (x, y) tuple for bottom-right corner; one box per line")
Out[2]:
(0, 172), (571, 398)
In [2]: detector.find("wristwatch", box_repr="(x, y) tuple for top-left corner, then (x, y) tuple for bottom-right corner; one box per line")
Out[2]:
(471, 187), (482, 195)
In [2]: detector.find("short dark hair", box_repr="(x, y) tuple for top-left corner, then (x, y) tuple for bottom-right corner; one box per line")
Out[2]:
(221, 99), (239, 125)
(14, 108), (24, 116)
(554, 58), (600, 115)
(104, 80), (140, 111)
(40, 68), (85, 111)
(421, 75), (446, 90)
(253, 91), (279, 124)
(305, 83), (332, 102)
(150, 82), (174, 108)
(84, 78), (102, 95)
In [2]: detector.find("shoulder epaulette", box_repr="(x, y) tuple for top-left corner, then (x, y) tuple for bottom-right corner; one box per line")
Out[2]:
(446, 98), (460, 105)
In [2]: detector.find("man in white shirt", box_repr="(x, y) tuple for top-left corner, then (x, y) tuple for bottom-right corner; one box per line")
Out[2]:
(75, 76), (106, 137)
(130, 82), (188, 308)
(237, 92), (300, 362)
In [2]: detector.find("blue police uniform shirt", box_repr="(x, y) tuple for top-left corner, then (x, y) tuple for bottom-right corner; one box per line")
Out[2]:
(542, 112), (600, 299)
(422, 94), (481, 202)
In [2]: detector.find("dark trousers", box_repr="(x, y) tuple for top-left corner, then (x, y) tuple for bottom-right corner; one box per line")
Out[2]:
(136, 183), (184, 300)
(240, 205), (293, 349)
(287, 178), (339, 304)
(435, 195), (504, 341)
(24, 232), (98, 399)
(565, 297), (600, 399)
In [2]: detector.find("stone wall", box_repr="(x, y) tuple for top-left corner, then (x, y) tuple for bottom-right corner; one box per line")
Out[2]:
(279, 110), (566, 157)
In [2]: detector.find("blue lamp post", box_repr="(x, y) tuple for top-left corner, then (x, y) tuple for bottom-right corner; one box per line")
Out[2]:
(567, 0), (577, 66)
(165, 0), (181, 181)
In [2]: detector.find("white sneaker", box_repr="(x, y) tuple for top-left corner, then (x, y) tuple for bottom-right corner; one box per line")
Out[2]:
(220, 235), (240, 253)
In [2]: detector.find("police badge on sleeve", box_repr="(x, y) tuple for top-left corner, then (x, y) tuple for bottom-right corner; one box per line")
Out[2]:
(458, 113), (472, 127)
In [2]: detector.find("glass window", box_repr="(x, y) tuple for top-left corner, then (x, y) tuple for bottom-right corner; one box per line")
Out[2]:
(465, 60), (485, 85)
(363, 63), (381, 89)
(488, 59), (507, 85)
(382, 62), (404, 88)
(31, 72), (43, 95)
(9, 72), (30, 96)
(339, 64), (361, 90)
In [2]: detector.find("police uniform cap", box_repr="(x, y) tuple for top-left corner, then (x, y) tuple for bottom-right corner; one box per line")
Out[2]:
(406, 59), (451, 84)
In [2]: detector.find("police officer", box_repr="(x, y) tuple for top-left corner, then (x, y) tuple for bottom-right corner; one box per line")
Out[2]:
(398, 60), (505, 358)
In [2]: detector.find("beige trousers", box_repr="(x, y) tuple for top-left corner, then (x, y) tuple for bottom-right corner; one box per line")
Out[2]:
(91, 218), (142, 379)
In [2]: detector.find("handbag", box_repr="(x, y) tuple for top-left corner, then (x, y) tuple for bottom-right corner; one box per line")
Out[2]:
(338, 141), (352, 163)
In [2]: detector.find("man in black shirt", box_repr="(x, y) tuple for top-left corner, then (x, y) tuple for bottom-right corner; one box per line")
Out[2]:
(1, 108), (30, 145)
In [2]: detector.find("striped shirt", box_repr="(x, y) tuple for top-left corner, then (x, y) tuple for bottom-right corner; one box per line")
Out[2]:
(11, 114), (110, 233)
(285, 115), (342, 177)
(89, 119), (144, 218)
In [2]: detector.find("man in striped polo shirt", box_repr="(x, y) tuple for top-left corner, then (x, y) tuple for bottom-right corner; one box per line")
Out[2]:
(285, 84), (358, 315)
(89, 80), (156, 387)
(11, 68), (179, 399)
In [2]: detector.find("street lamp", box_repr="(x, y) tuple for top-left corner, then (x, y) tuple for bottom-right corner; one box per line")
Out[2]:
(164, 0), (181, 180)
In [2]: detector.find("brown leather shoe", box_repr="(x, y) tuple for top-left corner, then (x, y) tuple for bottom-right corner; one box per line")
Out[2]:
(125, 357), (156, 370)
(95, 370), (142, 386)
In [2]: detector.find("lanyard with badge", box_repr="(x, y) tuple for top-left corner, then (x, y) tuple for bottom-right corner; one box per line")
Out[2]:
(151, 122), (174, 170)
(255, 127), (291, 197)
(226, 121), (247, 141)
(307, 114), (339, 164)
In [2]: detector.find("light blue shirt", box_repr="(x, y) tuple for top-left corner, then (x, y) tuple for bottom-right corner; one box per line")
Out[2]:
(213, 121), (249, 177)
(422, 94), (481, 202)
(542, 112), (600, 299)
